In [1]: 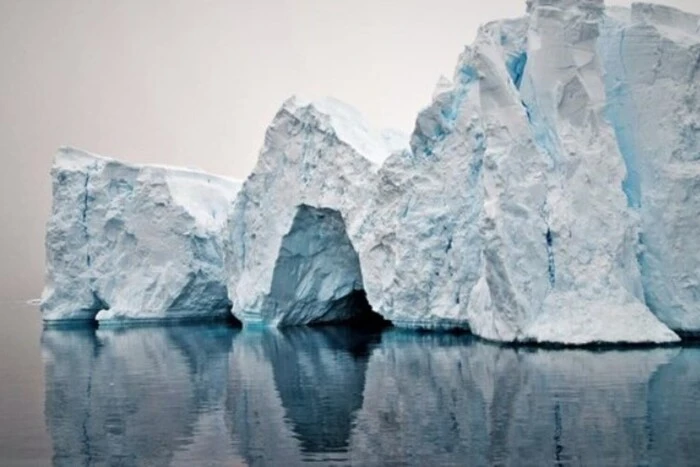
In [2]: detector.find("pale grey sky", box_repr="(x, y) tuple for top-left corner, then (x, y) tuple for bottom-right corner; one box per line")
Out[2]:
(1, 0), (698, 299)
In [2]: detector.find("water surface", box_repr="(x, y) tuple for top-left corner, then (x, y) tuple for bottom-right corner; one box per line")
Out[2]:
(3, 301), (700, 466)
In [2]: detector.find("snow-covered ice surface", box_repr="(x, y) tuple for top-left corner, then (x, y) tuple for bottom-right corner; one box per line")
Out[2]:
(43, 0), (699, 345)
(41, 147), (241, 323)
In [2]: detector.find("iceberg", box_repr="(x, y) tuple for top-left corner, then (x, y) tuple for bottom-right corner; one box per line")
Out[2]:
(42, 0), (700, 345)
(41, 147), (241, 323)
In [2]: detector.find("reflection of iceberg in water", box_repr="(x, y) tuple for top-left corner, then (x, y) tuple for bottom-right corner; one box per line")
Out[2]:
(350, 331), (680, 466)
(42, 324), (700, 466)
(647, 348), (700, 465)
(225, 327), (379, 464)
(224, 330), (305, 466)
(349, 332), (500, 466)
(42, 324), (378, 466)
(268, 328), (378, 454)
(42, 325), (242, 467)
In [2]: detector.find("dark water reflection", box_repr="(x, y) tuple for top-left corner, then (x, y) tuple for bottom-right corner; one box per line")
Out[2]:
(41, 325), (700, 466)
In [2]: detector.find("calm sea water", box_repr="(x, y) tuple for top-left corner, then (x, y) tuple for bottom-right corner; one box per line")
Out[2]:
(2, 301), (700, 466)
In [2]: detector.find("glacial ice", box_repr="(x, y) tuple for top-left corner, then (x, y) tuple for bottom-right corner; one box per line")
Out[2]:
(43, 0), (700, 345)
(41, 147), (241, 322)
(599, 4), (700, 334)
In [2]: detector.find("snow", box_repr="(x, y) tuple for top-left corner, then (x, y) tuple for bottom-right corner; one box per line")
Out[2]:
(41, 147), (241, 323)
(286, 96), (409, 167)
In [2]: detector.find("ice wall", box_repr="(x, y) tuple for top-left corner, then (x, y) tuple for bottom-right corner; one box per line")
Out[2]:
(600, 3), (700, 333)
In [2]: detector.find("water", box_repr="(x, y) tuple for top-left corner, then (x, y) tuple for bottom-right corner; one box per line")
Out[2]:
(3, 301), (700, 466)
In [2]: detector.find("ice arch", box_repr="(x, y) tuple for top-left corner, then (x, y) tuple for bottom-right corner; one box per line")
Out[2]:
(225, 97), (405, 327)
(260, 204), (380, 326)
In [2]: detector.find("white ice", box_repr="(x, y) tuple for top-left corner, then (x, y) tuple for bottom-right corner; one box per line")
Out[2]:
(41, 147), (241, 322)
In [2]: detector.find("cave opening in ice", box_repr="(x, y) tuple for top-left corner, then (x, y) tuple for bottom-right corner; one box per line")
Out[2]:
(266, 204), (388, 328)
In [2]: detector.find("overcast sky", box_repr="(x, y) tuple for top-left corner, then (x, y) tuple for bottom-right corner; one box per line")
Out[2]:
(1, 0), (698, 299)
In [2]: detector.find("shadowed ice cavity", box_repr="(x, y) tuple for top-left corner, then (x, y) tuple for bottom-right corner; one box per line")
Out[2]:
(254, 204), (381, 326)
(42, 325), (700, 466)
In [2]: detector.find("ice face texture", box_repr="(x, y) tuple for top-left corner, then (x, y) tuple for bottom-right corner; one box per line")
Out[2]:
(41, 147), (241, 323)
(600, 4), (700, 333)
(43, 1), (699, 345)
(471, 0), (677, 344)
(225, 97), (408, 326)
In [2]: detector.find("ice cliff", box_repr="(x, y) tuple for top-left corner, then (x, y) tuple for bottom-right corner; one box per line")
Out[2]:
(600, 4), (700, 334)
(226, 0), (695, 344)
(43, 0), (700, 345)
(41, 147), (241, 322)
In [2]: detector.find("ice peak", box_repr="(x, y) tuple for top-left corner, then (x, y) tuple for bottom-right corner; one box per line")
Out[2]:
(279, 96), (409, 166)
